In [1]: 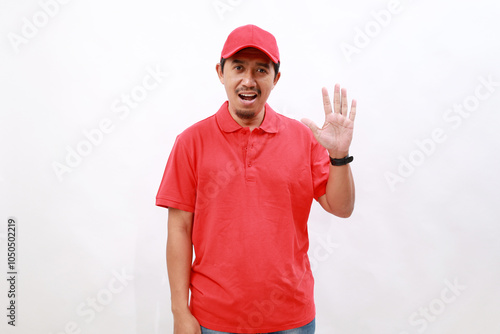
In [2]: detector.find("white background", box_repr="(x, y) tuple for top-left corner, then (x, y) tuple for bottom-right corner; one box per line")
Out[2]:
(1, 0), (499, 333)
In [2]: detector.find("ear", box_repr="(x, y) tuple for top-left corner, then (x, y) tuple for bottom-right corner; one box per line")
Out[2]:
(272, 71), (281, 88)
(216, 63), (224, 84)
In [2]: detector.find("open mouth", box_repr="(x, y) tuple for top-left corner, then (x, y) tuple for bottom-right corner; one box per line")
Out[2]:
(238, 92), (258, 103)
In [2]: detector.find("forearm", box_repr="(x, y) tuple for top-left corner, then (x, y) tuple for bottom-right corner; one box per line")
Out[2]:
(166, 208), (194, 315)
(324, 162), (355, 218)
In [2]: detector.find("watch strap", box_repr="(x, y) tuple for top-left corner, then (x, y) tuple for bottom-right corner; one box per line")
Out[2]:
(329, 155), (354, 166)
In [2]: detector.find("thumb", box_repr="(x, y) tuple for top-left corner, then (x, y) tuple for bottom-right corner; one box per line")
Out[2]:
(301, 118), (320, 135)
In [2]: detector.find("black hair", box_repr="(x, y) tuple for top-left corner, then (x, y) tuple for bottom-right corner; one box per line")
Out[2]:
(220, 57), (280, 79)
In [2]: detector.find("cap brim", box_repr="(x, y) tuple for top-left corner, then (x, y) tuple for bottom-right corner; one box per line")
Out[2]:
(221, 44), (280, 64)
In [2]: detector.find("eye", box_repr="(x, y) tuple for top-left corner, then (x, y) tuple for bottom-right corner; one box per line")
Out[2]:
(257, 68), (267, 74)
(234, 65), (243, 71)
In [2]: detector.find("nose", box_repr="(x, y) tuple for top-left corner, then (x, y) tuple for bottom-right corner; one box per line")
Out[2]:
(241, 69), (257, 87)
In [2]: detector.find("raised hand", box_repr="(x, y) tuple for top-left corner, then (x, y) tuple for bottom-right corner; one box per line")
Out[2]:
(301, 84), (357, 158)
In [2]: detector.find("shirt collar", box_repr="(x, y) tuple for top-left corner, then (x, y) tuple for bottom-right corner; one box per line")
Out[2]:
(216, 101), (280, 134)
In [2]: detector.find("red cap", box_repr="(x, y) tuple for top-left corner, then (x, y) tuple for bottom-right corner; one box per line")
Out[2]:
(221, 24), (280, 64)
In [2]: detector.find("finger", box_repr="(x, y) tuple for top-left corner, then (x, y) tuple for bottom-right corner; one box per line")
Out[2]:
(301, 118), (320, 136)
(322, 87), (333, 115)
(349, 99), (357, 122)
(333, 83), (341, 114)
(341, 88), (347, 116)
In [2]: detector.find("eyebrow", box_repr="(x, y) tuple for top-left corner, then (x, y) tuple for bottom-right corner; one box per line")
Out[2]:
(256, 62), (270, 69)
(231, 59), (270, 69)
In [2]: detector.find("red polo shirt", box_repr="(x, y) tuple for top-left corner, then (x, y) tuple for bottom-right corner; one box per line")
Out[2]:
(156, 102), (329, 333)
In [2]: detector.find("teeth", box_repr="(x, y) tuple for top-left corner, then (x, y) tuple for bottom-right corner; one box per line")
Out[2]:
(240, 94), (256, 97)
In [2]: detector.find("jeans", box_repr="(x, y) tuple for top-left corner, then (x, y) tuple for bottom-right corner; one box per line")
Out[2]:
(200, 318), (315, 334)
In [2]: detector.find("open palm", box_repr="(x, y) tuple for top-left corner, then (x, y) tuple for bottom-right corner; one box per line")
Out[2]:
(301, 84), (357, 158)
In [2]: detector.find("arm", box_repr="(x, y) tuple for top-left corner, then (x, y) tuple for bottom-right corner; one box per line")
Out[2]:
(318, 163), (355, 218)
(302, 84), (357, 218)
(166, 207), (201, 334)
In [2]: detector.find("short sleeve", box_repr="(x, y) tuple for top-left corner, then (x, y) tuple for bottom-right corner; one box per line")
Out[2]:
(156, 135), (197, 212)
(311, 139), (330, 201)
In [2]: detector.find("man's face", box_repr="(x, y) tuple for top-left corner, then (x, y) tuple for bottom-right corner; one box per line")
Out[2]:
(217, 48), (280, 121)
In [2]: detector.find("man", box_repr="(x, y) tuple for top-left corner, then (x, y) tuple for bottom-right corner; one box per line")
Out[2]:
(156, 24), (357, 334)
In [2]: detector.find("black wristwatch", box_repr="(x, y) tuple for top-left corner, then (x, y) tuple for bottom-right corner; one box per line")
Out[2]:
(329, 155), (354, 166)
